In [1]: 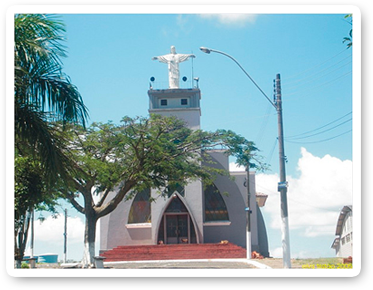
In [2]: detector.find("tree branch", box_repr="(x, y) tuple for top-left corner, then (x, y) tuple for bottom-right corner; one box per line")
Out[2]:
(95, 187), (112, 208)
(96, 180), (135, 219)
(65, 192), (85, 214)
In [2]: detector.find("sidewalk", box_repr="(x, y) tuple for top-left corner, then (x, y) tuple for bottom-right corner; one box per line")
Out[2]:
(104, 258), (273, 269)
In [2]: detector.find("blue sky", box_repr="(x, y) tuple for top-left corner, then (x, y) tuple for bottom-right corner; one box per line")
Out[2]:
(60, 12), (353, 174)
(18, 8), (358, 262)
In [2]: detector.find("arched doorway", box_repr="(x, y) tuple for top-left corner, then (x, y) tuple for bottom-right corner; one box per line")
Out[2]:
(157, 195), (197, 244)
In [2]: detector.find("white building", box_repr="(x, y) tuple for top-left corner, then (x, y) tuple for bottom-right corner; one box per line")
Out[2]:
(331, 205), (353, 257)
(100, 48), (270, 257)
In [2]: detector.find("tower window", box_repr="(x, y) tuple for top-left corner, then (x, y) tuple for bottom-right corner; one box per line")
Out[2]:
(161, 99), (168, 106)
(181, 99), (188, 105)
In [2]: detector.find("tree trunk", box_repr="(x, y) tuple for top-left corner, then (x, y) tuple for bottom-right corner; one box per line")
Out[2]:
(14, 210), (31, 268)
(81, 211), (98, 268)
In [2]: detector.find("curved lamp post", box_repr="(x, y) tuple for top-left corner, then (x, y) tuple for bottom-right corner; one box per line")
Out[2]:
(200, 46), (291, 268)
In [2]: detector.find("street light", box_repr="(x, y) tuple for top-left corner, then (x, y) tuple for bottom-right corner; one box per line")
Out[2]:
(199, 47), (211, 54)
(200, 46), (291, 268)
(199, 47), (275, 108)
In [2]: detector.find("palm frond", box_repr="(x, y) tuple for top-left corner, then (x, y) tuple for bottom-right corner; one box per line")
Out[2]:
(15, 14), (67, 66)
(15, 101), (73, 183)
(31, 63), (88, 126)
(14, 14), (88, 183)
(15, 14), (89, 127)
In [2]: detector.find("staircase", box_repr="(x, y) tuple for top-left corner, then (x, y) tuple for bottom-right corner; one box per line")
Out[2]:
(101, 243), (246, 262)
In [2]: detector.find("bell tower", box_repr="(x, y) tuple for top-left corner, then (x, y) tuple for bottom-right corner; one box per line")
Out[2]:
(148, 88), (201, 130)
(148, 47), (204, 245)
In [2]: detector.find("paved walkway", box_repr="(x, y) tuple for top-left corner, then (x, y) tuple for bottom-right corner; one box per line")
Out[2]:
(103, 258), (272, 269)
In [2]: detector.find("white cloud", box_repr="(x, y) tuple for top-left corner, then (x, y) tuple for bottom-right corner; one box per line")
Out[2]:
(34, 214), (85, 245)
(256, 148), (352, 238)
(270, 247), (283, 258)
(161, 15), (194, 38)
(199, 14), (258, 27)
(229, 162), (245, 172)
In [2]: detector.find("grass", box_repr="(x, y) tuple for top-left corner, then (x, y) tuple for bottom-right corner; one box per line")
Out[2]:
(291, 257), (352, 269)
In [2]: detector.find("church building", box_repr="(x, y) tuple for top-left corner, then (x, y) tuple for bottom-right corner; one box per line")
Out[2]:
(99, 47), (270, 258)
(331, 205), (353, 258)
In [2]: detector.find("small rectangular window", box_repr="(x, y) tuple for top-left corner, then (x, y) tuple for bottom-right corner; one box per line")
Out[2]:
(161, 99), (167, 106)
(181, 99), (188, 105)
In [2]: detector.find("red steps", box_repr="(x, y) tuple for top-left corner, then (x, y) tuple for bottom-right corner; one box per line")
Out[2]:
(101, 243), (246, 262)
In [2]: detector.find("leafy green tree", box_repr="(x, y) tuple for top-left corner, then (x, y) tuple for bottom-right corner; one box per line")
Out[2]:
(62, 115), (265, 267)
(14, 156), (62, 268)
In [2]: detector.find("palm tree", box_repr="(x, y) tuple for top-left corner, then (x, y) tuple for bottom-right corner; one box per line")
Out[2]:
(14, 14), (89, 181)
(343, 14), (353, 49)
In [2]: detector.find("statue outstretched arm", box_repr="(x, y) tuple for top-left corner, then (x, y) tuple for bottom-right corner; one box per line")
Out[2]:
(152, 55), (169, 63)
(177, 54), (195, 62)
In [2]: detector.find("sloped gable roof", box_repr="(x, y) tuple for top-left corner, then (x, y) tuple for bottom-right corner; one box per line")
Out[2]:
(335, 205), (352, 236)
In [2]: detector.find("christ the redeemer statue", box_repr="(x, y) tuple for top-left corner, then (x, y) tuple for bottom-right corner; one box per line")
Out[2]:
(152, 46), (195, 89)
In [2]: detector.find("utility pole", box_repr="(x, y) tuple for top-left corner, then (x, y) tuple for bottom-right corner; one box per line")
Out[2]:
(245, 166), (252, 259)
(275, 73), (291, 268)
(199, 47), (292, 268)
(30, 209), (34, 258)
(63, 209), (67, 263)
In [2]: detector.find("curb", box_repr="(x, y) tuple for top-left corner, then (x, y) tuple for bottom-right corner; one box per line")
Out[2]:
(104, 258), (272, 269)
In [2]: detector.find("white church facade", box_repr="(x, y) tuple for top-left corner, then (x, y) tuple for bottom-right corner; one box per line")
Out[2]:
(99, 87), (270, 257)
(99, 47), (270, 257)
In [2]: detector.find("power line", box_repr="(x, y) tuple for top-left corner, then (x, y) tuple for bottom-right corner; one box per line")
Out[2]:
(266, 138), (278, 164)
(285, 70), (352, 99)
(287, 118), (351, 140)
(286, 71), (352, 101)
(285, 129), (352, 144)
(283, 48), (350, 82)
(256, 102), (273, 146)
(281, 48), (352, 104)
(286, 111), (351, 139)
(287, 196), (342, 213)
(285, 58), (352, 91)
